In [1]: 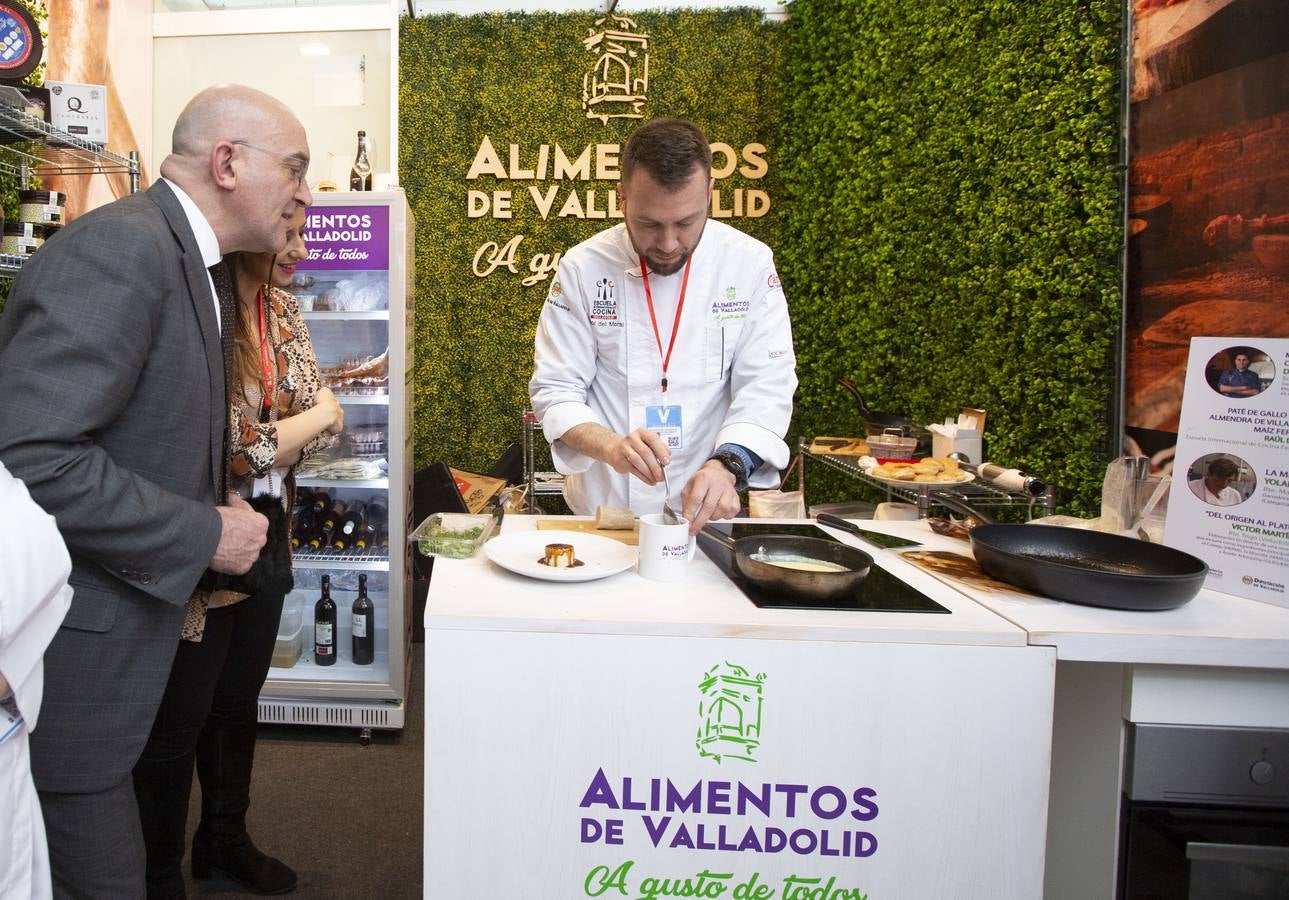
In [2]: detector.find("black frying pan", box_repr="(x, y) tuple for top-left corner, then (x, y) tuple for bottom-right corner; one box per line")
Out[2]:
(968, 524), (1208, 611)
(701, 526), (874, 599)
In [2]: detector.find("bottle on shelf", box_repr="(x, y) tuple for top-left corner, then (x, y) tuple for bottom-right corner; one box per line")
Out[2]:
(307, 502), (347, 552)
(314, 574), (337, 666)
(330, 501), (368, 552)
(352, 573), (375, 666)
(350, 130), (373, 191)
(290, 508), (316, 550)
(308, 490), (332, 514)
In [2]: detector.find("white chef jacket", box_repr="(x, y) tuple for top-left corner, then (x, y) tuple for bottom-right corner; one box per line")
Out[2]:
(529, 220), (797, 515)
(0, 463), (73, 900)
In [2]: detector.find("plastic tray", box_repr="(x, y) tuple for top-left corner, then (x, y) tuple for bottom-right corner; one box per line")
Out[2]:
(410, 512), (498, 559)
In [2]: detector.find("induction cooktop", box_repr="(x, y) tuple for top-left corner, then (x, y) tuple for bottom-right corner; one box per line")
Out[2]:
(697, 522), (950, 614)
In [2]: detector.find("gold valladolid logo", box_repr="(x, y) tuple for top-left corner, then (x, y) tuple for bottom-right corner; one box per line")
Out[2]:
(582, 14), (651, 124)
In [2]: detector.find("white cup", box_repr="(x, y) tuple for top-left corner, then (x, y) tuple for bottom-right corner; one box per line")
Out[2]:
(637, 512), (695, 581)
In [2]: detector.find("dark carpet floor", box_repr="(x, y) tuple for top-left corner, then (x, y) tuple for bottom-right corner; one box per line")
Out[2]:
(182, 642), (424, 899)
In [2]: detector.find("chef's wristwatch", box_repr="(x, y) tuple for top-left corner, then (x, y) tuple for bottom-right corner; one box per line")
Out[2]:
(708, 449), (750, 492)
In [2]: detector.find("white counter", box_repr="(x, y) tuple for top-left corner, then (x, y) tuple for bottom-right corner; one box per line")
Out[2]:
(424, 516), (1054, 899)
(427, 515), (1029, 646)
(815, 518), (1289, 670)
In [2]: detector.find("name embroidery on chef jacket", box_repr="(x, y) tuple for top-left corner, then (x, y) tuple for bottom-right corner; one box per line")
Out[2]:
(710, 284), (750, 322)
(590, 276), (620, 325)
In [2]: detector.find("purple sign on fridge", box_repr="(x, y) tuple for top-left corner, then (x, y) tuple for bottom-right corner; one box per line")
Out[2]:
(301, 205), (389, 271)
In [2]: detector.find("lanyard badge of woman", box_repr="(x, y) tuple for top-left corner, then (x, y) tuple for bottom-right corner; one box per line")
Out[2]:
(639, 254), (691, 452)
(255, 282), (276, 424)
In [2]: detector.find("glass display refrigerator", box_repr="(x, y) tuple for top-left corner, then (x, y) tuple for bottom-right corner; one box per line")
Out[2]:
(257, 191), (415, 740)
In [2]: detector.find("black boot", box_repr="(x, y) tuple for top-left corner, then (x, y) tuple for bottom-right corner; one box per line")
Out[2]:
(132, 752), (194, 900)
(191, 717), (297, 894)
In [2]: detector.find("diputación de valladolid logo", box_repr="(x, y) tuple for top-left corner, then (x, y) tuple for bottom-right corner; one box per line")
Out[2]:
(696, 662), (766, 764)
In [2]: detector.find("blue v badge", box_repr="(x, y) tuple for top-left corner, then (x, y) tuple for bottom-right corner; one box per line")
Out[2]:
(645, 404), (684, 451)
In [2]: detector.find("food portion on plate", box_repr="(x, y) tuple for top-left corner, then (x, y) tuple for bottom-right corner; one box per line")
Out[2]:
(539, 542), (582, 568)
(866, 456), (974, 484)
(483, 530), (637, 582)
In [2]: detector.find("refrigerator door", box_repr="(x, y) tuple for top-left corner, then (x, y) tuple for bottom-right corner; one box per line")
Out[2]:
(258, 191), (415, 732)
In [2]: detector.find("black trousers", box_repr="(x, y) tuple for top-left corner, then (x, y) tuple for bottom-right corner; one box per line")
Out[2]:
(132, 589), (285, 892)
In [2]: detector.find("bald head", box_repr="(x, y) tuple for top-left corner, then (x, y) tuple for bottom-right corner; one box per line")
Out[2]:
(159, 84), (312, 256)
(170, 85), (296, 159)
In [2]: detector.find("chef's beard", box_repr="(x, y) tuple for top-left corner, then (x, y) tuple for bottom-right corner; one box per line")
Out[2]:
(642, 251), (690, 276)
(628, 221), (707, 277)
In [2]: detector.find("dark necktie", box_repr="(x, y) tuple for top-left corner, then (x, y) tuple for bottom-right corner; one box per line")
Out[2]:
(208, 260), (236, 498)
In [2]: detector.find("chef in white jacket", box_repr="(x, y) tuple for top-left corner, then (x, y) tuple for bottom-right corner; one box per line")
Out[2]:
(0, 462), (73, 900)
(530, 118), (797, 533)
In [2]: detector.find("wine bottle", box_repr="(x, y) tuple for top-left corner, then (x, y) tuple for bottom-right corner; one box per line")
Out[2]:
(308, 490), (331, 514)
(351, 573), (375, 665)
(314, 574), (337, 666)
(331, 501), (367, 551)
(350, 130), (373, 191)
(290, 508), (316, 550)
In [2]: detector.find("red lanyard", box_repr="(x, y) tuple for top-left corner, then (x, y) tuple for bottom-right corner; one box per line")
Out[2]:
(256, 287), (275, 422)
(639, 255), (692, 394)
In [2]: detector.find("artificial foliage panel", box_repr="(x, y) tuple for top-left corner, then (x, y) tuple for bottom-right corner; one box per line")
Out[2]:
(399, 11), (785, 476)
(778, 0), (1122, 514)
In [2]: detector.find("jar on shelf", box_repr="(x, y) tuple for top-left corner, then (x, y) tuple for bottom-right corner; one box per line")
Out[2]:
(2, 222), (48, 256)
(18, 190), (66, 228)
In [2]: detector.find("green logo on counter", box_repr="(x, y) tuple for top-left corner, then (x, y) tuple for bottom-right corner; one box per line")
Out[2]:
(696, 662), (765, 764)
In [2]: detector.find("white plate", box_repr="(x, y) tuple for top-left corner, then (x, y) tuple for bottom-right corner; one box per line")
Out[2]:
(483, 530), (638, 582)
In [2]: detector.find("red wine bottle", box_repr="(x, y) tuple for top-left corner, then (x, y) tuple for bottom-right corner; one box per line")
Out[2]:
(351, 573), (375, 665)
(314, 575), (337, 666)
(331, 501), (367, 551)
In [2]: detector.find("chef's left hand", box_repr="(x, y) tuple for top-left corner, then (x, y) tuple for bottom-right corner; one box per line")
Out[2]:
(682, 460), (741, 535)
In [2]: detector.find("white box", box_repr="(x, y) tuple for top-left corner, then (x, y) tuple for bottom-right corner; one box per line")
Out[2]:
(43, 81), (107, 146)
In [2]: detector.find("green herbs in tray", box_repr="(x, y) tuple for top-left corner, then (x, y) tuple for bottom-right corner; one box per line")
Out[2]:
(410, 512), (497, 559)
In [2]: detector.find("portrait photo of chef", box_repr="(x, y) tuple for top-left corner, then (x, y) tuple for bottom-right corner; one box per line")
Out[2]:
(1187, 453), (1255, 507)
(1204, 346), (1273, 399)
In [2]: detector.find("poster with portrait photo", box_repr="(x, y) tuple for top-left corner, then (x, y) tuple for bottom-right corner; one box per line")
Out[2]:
(1166, 336), (1289, 609)
(1123, 0), (1289, 471)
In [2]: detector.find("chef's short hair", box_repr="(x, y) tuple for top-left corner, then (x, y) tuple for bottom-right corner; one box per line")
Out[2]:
(1206, 457), (1239, 479)
(622, 118), (712, 188)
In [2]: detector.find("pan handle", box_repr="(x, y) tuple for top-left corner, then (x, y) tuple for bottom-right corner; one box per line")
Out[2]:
(816, 512), (860, 534)
(837, 377), (873, 416)
(931, 493), (996, 525)
(698, 523), (736, 550)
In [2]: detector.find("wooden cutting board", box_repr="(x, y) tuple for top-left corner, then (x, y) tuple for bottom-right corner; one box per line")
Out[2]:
(536, 518), (639, 545)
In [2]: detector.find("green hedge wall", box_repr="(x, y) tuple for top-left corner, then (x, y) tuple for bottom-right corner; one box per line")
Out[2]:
(779, 0), (1122, 514)
(400, 11), (785, 475)
(399, 1), (1121, 514)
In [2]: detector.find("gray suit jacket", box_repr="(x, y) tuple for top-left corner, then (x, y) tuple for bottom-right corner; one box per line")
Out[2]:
(0, 180), (225, 792)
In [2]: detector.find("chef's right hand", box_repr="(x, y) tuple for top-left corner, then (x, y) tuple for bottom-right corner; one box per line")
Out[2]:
(209, 494), (269, 575)
(608, 428), (671, 486)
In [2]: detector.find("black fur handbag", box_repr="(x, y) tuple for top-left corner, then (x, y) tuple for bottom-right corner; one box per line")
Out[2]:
(219, 494), (295, 598)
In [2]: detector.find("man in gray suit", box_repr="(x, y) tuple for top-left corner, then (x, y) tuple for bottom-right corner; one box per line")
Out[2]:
(0, 84), (313, 899)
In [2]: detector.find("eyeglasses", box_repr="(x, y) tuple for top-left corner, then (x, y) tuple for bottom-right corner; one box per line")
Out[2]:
(232, 140), (309, 186)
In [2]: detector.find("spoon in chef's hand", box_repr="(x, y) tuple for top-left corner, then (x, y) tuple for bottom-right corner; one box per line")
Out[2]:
(661, 466), (682, 525)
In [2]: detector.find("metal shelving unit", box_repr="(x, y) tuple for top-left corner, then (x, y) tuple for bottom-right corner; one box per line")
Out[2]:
(0, 102), (141, 280)
(798, 438), (1056, 519)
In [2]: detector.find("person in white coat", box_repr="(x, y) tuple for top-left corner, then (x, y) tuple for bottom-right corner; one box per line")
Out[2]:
(529, 118), (797, 533)
(0, 462), (73, 900)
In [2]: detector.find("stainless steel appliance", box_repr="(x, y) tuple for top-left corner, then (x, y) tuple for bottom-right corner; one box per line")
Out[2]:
(1118, 723), (1289, 899)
